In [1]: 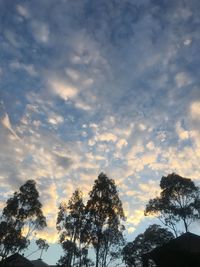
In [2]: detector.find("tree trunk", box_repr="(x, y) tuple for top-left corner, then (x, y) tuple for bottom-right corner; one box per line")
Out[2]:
(96, 245), (100, 267)
(40, 248), (44, 259)
(102, 244), (108, 267)
(79, 249), (82, 267)
(183, 218), (188, 232)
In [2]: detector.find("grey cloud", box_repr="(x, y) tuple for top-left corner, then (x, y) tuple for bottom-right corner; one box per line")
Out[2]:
(55, 155), (73, 169)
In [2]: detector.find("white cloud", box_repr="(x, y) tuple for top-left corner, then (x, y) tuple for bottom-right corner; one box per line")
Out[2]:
(138, 180), (160, 202)
(49, 79), (92, 111)
(49, 80), (78, 101)
(31, 21), (49, 43)
(82, 78), (94, 87)
(65, 68), (80, 81)
(75, 100), (92, 111)
(127, 143), (144, 159)
(1, 113), (21, 140)
(126, 209), (145, 228)
(16, 4), (29, 18)
(96, 132), (118, 142)
(116, 138), (128, 149)
(48, 115), (64, 125)
(146, 142), (155, 150)
(40, 181), (58, 216)
(127, 213), (143, 227)
(190, 101), (200, 120)
(1, 113), (12, 129)
(70, 54), (82, 64)
(10, 61), (37, 76)
(176, 122), (189, 140)
(138, 123), (147, 131)
(140, 153), (158, 166)
(89, 123), (98, 129)
(88, 139), (96, 146)
(175, 72), (192, 88)
(184, 39), (192, 46)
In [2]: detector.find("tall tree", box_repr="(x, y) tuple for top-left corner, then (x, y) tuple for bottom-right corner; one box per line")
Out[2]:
(99, 226), (125, 267)
(145, 173), (200, 236)
(0, 180), (47, 260)
(26, 238), (49, 259)
(36, 238), (49, 259)
(122, 224), (174, 267)
(0, 221), (27, 260)
(57, 240), (78, 267)
(86, 173), (125, 267)
(57, 189), (89, 267)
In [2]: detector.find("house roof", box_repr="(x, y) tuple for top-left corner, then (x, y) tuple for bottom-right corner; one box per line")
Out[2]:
(0, 253), (34, 267)
(150, 232), (200, 255)
(31, 259), (50, 267)
(143, 232), (200, 267)
(0, 254), (53, 267)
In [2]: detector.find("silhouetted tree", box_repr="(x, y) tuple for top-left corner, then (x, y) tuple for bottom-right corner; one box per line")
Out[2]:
(57, 240), (78, 267)
(36, 238), (49, 259)
(57, 243), (94, 267)
(57, 189), (90, 266)
(99, 227), (125, 267)
(145, 173), (200, 236)
(0, 221), (27, 260)
(0, 180), (46, 260)
(26, 238), (49, 259)
(81, 248), (95, 267)
(122, 224), (174, 267)
(86, 173), (125, 267)
(122, 242), (135, 267)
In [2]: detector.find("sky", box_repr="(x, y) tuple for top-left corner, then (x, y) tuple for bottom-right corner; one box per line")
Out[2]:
(0, 0), (200, 264)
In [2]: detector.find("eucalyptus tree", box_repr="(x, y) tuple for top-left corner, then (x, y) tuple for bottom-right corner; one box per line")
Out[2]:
(36, 238), (49, 259)
(122, 224), (174, 267)
(0, 180), (47, 260)
(57, 189), (89, 267)
(86, 173), (125, 267)
(26, 238), (49, 259)
(145, 173), (200, 236)
(99, 226), (125, 267)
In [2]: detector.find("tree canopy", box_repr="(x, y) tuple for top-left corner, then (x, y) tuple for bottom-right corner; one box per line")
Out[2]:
(1, 172), (200, 266)
(57, 189), (90, 267)
(56, 173), (126, 267)
(0, 180), (47, 260)
(86, 173), (125, 267)
(122, 224), (174, 267)
(145, 173), (200, 236)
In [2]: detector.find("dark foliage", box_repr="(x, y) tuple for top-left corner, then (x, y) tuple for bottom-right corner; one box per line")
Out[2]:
(57, 189), (92, 266)
(122, 224), (174, 267)
(145, 173), (200, 236)
(0, 180), (47, 260)
(86, 173), (125, 267)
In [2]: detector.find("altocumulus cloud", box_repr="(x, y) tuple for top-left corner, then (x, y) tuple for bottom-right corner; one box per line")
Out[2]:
(0, 0), (200, 247)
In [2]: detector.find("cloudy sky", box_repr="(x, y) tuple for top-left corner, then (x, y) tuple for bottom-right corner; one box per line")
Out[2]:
(0, 0), (200, 264)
